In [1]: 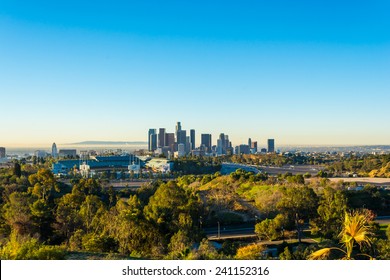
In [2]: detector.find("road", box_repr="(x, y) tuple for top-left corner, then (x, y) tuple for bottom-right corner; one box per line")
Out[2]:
(326, 177), (390, 186)
(205, 216), (390, 241)
(59, 178), (149, 189)
(259, 165), (323, 176)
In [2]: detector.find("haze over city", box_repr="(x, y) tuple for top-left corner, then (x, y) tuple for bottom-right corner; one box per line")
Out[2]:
(1, 1), (389, 147)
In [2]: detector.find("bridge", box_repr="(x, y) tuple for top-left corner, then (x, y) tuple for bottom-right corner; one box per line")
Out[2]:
(221, 163), (261, 175)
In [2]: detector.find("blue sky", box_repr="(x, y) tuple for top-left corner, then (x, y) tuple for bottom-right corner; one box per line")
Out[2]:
(1, 0), (389, 147)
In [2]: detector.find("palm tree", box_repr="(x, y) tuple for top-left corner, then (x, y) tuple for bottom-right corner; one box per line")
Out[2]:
(309, 211), (373, 260)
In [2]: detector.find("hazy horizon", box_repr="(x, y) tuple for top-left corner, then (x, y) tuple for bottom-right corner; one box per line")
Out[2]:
(1, 1), (389, 146)
(3, 141), (390, 149)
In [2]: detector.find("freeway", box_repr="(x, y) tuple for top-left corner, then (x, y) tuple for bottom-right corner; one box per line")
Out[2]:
(221, 163), (324, 176)
(259, 165), (323, 176)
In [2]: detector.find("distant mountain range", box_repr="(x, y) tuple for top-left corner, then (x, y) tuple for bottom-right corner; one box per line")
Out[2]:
(68, 141), (147, 145)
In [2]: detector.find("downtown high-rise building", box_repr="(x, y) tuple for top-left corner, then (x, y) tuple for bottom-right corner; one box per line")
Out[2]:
(185, 136), (191, 154)
(190, 129), (195, 150)
(201, 134), (212, 153)
(268, 139), (275, 153)
(237, 144), (250, 155)
(148, 128), (156, 152)
(218, 133), (225, 155)
(175, 121), (182, 142)
(158, 128), (166, 148)
(0, 147), (5, 158)
(148, 129), (157, 151)
(177, 130), (187, 145)
(251, 141), (258, 153)
(165, 133), (175, 152)
(150, 133), (157, 152)
(217, 133), (232, 155)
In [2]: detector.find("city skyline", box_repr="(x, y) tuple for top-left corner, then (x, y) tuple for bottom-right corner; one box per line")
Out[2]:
(1, 1), (390, 147)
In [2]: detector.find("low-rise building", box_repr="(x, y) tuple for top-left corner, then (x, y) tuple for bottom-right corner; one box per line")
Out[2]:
(145, 158), (173, 173)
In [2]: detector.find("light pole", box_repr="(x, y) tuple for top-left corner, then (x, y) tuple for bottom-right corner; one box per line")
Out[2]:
(217, 221), (220, 240)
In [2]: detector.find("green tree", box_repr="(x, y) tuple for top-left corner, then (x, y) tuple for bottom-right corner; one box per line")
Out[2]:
(30, 199), (53, 239)
(310, 187), (347, 239)
(3, 192), (35, 236)
(235, 243), (265, 260)
(167, 230), (192, 259)
(28, 169), (59, 201)
(13, 162), (22, 178)
(102, 198), (162, 257)
(187, 238), (221, 260)
(54, 191), (85, 240)
(279, 246), (293, 260)
(79, 195), (105, 233)
(144, 181), (199, 235)
(277, 186), (318, 242)
(255, 219), (279, 241)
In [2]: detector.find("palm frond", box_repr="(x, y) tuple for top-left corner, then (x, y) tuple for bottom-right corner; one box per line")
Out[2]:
(308, 248), (332, 260)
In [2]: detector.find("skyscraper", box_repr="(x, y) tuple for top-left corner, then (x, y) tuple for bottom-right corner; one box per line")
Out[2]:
(150, 133), (157, 152)
(268, 139), (275, 153)
(177, 143), (185, 157)
(248, 138), (252, 149)
(224, 135), (230, 151)
(238, 144), (250, 155)
(177, 130), (187, 145)
(217, 139), (223, 155)
(0, 147), (5, 158)
(185, 136), (191, 154)
(218, 133), (225, 155)
(52, 143), (58, 158)
(148, 129), (156, 151)
(175, 121), (182, 141)
(252, 141), (258, 153)
(158, 128), (166, 148)
(201, 134), (212, 153)
(190, 129), (195, 150)
(165, 133), (175, 152)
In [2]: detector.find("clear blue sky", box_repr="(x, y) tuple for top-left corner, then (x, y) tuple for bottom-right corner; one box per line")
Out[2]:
(1, 0), (389, 147)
